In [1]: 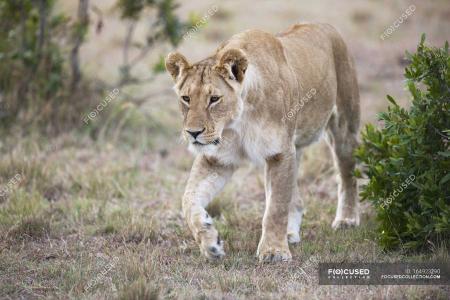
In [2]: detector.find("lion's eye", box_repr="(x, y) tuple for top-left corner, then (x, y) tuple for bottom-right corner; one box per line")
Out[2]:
(210, 96), (221, 104)
(181, 96), (190, 103)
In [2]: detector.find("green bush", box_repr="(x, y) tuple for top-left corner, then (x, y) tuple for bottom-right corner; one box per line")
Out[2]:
(355, 35), (450, 251)
(0, 0), (91, 131)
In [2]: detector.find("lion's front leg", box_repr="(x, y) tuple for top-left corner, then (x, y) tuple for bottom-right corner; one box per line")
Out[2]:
(257, 149), (296, 262)
(183, 155), (233, 260)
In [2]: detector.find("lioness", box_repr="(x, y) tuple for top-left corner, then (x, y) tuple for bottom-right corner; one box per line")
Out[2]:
(165, 23), (360, 262)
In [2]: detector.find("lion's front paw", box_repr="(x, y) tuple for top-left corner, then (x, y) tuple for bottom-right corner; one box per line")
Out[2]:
(196, 224), (225, 260)
(200, 238), (225, 260)
(257, 238), (291, 263)
(332, 217), (360, 230)
(257, 247), (292, 263)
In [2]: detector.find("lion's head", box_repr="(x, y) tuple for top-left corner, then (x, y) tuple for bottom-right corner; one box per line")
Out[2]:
(165, 49), (248, 153)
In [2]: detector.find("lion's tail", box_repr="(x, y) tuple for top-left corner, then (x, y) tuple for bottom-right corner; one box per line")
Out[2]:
(329, 26), (361, 135)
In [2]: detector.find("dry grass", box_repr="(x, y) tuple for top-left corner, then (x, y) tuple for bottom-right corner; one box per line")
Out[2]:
(1, 0), (449, 299)
(0, 130), (448, 299)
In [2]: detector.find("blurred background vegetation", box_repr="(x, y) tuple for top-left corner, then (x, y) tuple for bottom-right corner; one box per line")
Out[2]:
(0, 0), (193, 138)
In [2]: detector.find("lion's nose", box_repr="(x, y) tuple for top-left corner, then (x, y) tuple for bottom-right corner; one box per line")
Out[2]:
(186, 128), (205, 139)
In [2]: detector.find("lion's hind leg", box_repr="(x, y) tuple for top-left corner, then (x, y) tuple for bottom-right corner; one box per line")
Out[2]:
(327, 36), (360, 229)
(326, 112), (360, 229)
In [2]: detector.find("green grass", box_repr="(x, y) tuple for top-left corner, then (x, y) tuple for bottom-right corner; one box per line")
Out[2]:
(0, 133), (448, 299)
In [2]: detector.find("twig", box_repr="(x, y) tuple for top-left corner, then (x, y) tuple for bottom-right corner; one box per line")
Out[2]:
(36, 0), (46, 61)
(123, 22), (136, 68)
(90, 5), (103, 34)
(128, 31), (162, 68)
(70, 0), (89, 91)
(431, 125), (449, 141)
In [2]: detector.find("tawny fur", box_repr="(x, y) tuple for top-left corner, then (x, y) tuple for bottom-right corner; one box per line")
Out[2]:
(166, 23), (360, 262)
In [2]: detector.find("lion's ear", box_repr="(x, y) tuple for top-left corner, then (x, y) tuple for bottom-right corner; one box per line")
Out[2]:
(165, 52), (190, 81)
(216, 49), (248, 83)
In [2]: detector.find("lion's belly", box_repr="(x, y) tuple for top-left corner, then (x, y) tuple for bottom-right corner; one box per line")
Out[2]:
(294, 101), (336, 147)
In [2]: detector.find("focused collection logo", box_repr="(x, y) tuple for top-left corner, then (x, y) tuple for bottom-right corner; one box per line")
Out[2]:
(327, 268), (370, 280)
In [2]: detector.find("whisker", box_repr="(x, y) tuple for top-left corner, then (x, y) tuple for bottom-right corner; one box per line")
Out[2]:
(176, 132), (187, 145)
